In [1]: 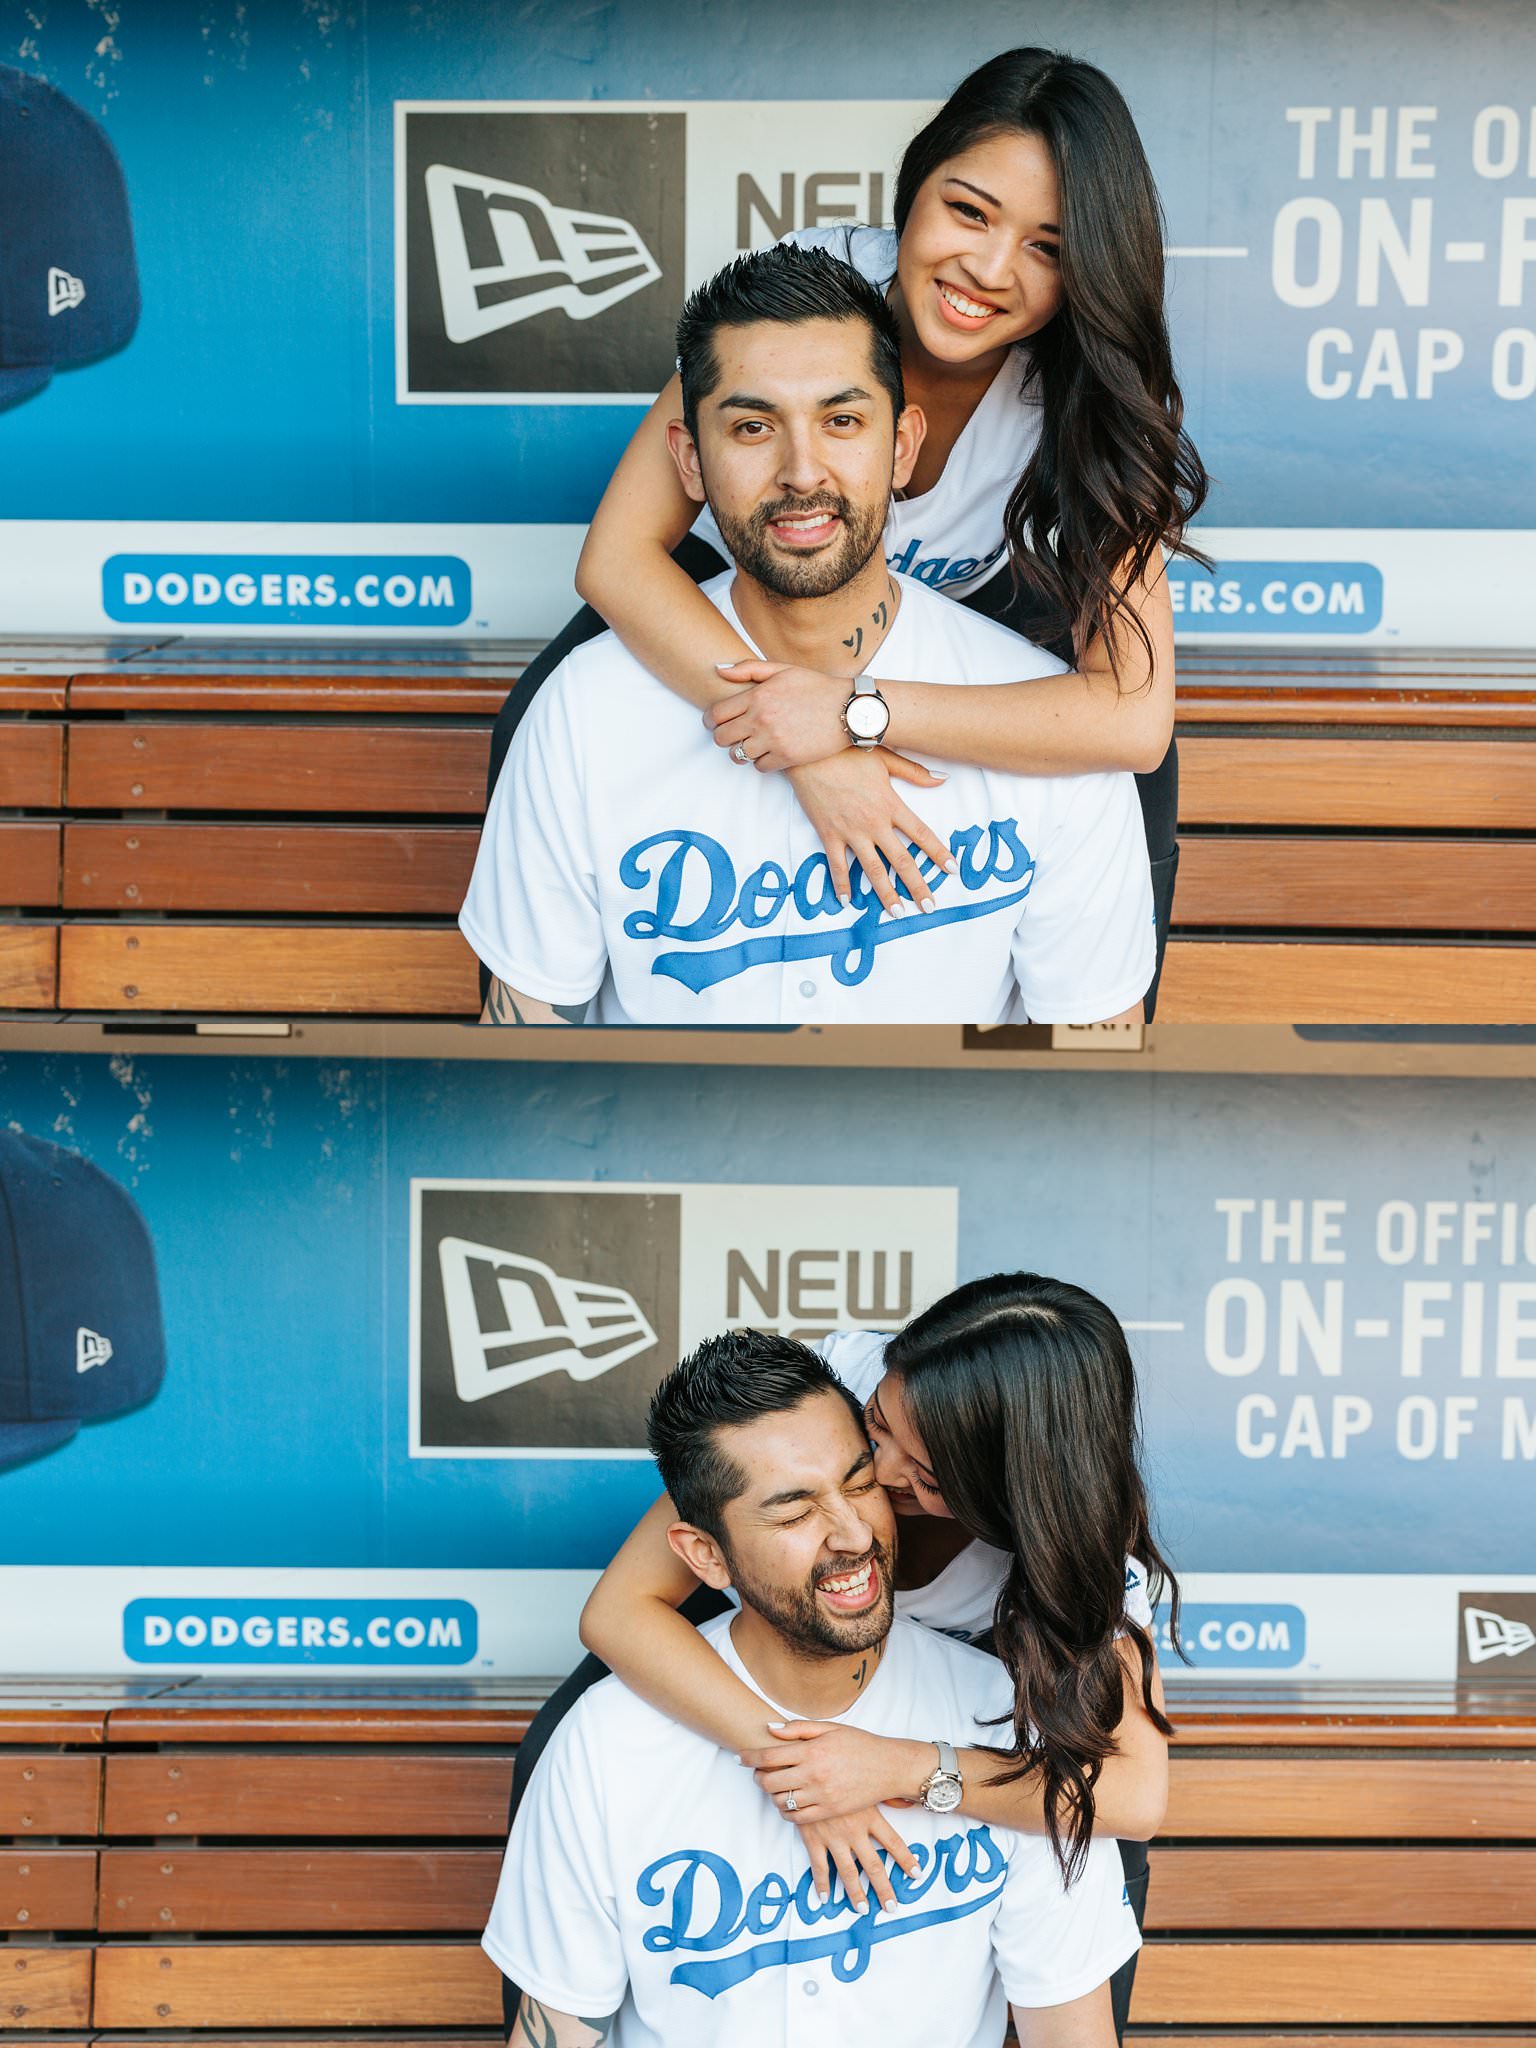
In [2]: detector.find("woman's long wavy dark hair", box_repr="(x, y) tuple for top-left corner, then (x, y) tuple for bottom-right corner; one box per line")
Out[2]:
(885, 1271), (1181, 1881)
(894, 48), (1211, 677)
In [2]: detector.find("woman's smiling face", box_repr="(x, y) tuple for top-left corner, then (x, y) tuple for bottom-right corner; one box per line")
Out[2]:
(894, 130), (1066, 367)
(862, 1369), (953, 1518)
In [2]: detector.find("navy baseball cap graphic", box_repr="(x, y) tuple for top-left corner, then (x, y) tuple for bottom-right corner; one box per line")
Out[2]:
(0, 1131), (165, 1474)
(0, 66), (140, 411)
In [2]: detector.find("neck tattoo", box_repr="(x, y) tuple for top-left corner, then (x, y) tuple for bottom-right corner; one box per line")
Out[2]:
(840, 580), (896, 664)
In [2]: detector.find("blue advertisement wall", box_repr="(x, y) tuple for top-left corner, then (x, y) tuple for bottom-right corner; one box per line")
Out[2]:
(1, 0), (1532, 641)
(1, 1049), (1532, 1680)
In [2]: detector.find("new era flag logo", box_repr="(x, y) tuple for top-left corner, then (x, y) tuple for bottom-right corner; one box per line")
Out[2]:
(49, 267), (86, 316)
(1464, 1605), (1536, 1664)
(438, 1236), (658, 1403)
(423, 164), (661, 339)
(76, 1327), (113, 1373)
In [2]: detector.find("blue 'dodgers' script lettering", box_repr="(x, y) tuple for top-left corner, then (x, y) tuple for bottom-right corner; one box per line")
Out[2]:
(636, 1827), (1009, 1997)
(619, 821), (1036, 990)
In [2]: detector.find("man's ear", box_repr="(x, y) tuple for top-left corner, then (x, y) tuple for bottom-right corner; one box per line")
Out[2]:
(891, 404), (927, 496)
(666, 1519), (733, 1590)
(665, 418), (709, 507)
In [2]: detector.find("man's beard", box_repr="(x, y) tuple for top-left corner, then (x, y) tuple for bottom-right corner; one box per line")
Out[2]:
(707, 487), (888, 600)
(724, 1537), (896, 1659)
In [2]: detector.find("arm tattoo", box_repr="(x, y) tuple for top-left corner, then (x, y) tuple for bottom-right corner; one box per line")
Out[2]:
(513, 1995), (616, 2046)
(515, 1997), (557, 2048)
(842, 624), (864, 658)
(484, 978), (587, 1027)
(486, 977), (527, 1026)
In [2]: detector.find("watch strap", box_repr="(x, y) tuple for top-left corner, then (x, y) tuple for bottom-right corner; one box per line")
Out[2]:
(934, 1738), (959, 1778)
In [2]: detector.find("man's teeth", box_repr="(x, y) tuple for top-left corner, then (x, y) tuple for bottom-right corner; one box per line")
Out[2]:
(939, 281), (997, 319)
(819, 1561), (874, 1596)
(775, 513), (836, 530)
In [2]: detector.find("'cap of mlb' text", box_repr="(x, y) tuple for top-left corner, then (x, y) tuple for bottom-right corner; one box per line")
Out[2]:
(0, 65), (140, 411)
(0, 1131), (165, 1474)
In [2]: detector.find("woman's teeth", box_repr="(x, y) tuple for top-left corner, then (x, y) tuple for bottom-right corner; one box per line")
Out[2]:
(938, 281), (997, 320)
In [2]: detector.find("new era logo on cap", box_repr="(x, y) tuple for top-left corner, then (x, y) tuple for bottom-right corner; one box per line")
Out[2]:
(77, 1328), (114, 1374)
(439, 1237), (657, 1402)
(48, 267), (86, 316)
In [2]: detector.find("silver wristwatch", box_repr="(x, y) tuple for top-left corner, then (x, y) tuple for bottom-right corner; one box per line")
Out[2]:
(919, 1739), (963, 1814)
(842, 675), (890, 749)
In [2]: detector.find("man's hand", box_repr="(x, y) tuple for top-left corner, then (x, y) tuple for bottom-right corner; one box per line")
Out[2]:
(511, 1993), (616, 2045)
(481, 978), (588, 1026)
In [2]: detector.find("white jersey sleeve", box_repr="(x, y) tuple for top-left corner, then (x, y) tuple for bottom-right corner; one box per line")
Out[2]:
(1122, 1557), (1155, 1631)
(1008, 771), (1157, 1023)
(458, 656), (607, 1007)
(482, 1696), (628, 2020)
(991, 1833), (1142, 2008)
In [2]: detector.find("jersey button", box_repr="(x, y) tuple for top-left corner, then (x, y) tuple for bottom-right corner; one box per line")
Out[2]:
(799, 979), (816, 998)
(802, 1980), (820, 1996)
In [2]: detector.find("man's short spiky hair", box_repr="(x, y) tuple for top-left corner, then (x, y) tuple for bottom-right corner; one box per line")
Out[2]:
(645, 1328), (865, 1541)
(675, 243), (905, 440)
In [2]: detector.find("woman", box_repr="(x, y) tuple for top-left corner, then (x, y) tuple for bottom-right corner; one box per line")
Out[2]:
(486, 46), (1208, 1013)
(501, 1273), (1180, 2042)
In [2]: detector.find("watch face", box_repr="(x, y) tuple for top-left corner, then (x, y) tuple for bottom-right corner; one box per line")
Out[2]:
(846, 691), (888, 740)
(925, 1775), (963, 1813)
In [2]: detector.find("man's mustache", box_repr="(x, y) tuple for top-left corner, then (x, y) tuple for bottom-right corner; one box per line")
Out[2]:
(753, 493), (850, 531)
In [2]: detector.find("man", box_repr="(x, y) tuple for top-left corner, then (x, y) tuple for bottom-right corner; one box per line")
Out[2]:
(482, 1332), (1139, 2046)
(460, 244), (1154, 1024)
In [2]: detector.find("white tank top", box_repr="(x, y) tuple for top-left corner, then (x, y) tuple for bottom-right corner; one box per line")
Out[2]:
(691, 225), (1041, 600)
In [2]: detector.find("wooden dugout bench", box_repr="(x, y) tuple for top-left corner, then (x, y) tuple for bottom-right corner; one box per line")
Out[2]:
(3, 641), (1536, 1022)
(2, 1679), (1534, 2044)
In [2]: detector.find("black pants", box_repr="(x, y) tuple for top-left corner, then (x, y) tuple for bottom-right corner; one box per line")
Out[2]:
(485, 544), (1178, 1021)
(496, 1589), (1150, 2040)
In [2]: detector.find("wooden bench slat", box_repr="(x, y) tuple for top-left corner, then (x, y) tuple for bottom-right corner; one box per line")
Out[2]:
(0, 1851), (98, 1932)
(1176, 837), (1536, 931)
(58, 926), (478, 1016)
(0, 928), (58, 1010)
(66, 726), (490, 814)
(1180, 736), (1536, 827)
(1176, 683), (1536, 728)
(102, 1755), (513, 1838)
(1132, 1941), (1536, 2025)
(1128, 2037), (1535, 2048)
(0, 1756), (101, 1835)
(0, 1948), (93, 2028)
(101, 1692), (546, 1744)
(0, 826), (61, 908)
(1157, 939), (1536, 1023)
(1148, 1845), (1536, 1929)
(0, 727), (63, 807)
(97, 1848), (501, 1932)
(1163, 1755), (1536, 1838)
(68, 675), (519, 716)
(91, 1943), (500, 2029)
(63, 824), (479, 915)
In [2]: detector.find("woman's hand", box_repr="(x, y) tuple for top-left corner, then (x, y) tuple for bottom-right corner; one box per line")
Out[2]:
(794, 1809), (922, 1913)
(706, 660), (854, 770)
(784, 752), (957, 917)
(742, 1721), (931, 1827)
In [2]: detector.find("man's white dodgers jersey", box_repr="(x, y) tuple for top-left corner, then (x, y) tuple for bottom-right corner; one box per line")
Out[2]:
(484, 1613), (1140, 2048)
(460, 572), (1154, 1024)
